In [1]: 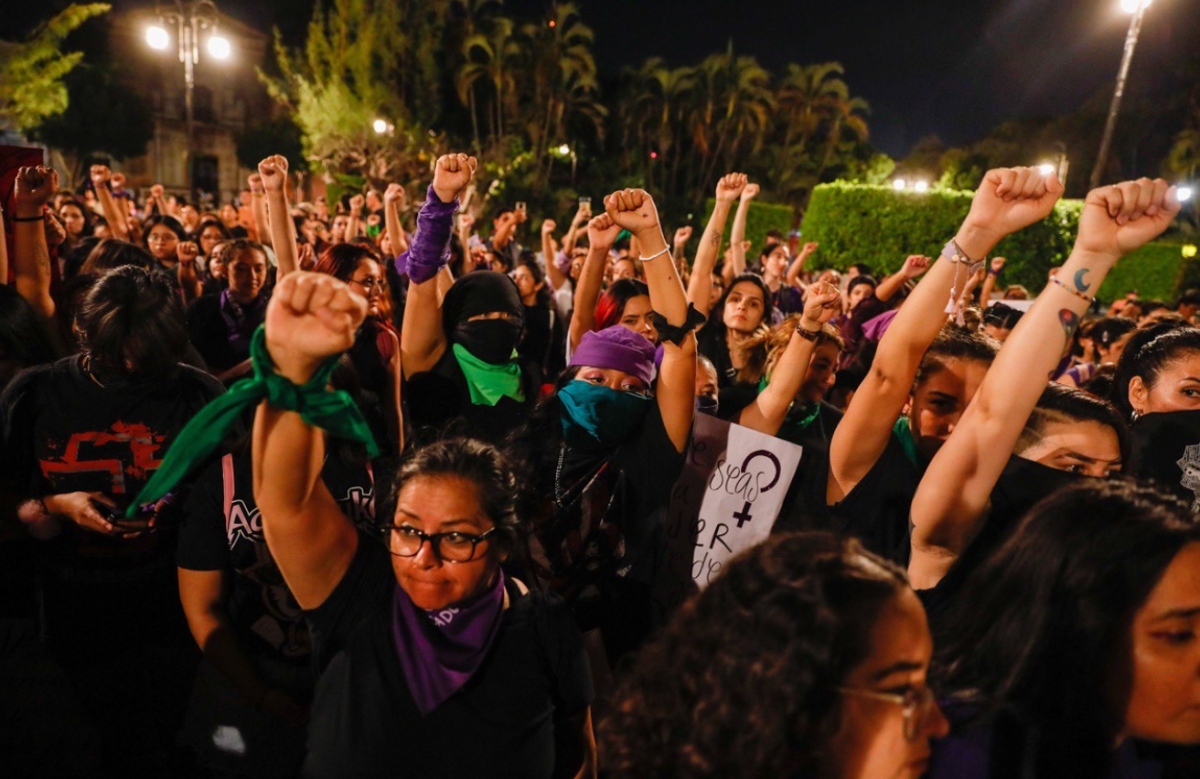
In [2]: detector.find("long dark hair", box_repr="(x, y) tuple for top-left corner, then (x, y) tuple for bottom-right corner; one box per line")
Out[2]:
(933, 479), (1200, 775)
(601, 532), (910, 778)
(1015, 383), (1130, 467)
(595, 278), (649, 331)
(0, 285), (61, 388)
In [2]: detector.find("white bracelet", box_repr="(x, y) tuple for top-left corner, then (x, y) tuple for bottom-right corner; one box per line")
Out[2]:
(639, 246), (671, 262)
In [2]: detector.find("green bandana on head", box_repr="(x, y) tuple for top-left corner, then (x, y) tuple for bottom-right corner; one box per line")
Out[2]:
(893, 416), (922, 471)
(126, 325), (379, 517)
(451, 344), (525, 407)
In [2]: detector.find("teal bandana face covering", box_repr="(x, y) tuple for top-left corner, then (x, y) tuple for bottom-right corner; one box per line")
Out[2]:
(558, 380), (651, 450)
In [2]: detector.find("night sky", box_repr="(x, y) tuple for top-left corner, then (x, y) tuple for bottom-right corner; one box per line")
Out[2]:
(7, 0), (1200, 157)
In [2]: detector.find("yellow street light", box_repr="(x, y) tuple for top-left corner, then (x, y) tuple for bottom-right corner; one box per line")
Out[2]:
(146, 25), (170, 50)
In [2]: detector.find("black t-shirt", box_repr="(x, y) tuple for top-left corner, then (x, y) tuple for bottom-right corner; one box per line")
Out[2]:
(405, 349), (538, 443)
(518, 303), (566, 382)
(302, 534), (593, 778)
(176, 450), (376, 662)
(825, 430), (920, 564)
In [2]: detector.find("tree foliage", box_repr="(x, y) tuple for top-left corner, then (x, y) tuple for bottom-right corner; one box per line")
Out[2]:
(33, 63), (154, 171)
(0, 3), (111, 134)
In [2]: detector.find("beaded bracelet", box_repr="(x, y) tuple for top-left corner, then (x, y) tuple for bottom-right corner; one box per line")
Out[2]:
(1050, 274), (1092, 302)
(795, 323), (822, 341)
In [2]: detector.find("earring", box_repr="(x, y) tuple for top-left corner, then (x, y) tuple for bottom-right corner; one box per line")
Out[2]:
(1131, 408), (1143, 423)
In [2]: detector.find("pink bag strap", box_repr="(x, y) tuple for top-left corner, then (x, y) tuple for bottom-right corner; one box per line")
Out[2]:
(221, 453), (235, 526)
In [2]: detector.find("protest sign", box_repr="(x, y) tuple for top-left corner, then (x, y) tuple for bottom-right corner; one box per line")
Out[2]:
(650, 413), (803, 625)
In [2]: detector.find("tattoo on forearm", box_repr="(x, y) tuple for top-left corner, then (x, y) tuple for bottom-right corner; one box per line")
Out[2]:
(709, 230), (720, 247)
(1074, 268), (1091, 293)
(1059, 309), (1079, 340)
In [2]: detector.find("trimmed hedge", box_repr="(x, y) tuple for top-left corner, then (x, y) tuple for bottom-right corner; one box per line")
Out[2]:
(800, 182), (1080, 295)
(702, 198), (796, 260)
(1098, 243), (1197, 304)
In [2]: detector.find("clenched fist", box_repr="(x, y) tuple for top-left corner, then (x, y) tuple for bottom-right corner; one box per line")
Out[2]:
(431, 153), (478, 205)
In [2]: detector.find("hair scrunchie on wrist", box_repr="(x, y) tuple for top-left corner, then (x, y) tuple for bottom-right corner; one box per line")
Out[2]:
(649, 304), (707, 346)
(126, 325), (379, 517)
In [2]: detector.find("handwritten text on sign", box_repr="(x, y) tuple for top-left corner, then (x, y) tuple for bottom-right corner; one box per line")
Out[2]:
(651, 414), (803, 624)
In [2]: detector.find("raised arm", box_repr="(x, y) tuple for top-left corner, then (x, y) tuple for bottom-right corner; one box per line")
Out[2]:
(90, 165), (129, 240)
(874, 255), (931, 303)
(672, 225), (693, 284)
(11, 166), (57, 319)
(688, 173), (746, 316)
(908, 178), (1179, 589)
(399, 153), (475, 378)
(786, 241), (818, 289)
(738, 283), (841, 435)
(827, 167), (1064, 503)
(542, 219), (567, 292)
(724, 182), (758, 282)
(260, 155), (299, 277)
(383, 184), (409, 257)
(562, 203), (589, 255)
(979, 257), (1004, 305)
(605, 188), (696, 452)
(253, 272), (367, 609)
(568, 214), (620, 351)
(176, 240), (204, 303)
(248, 174), (271, 249)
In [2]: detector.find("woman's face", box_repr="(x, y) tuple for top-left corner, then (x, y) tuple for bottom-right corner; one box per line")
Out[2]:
(825, 590), (949, 779)
(1098, 331), (1134, 365)
(390, 475), (501, 611)
(613, 258), (638, 282)
(1123, 542), (1200, 745)
(198, 225), (225, 257)
(59, 204), (85, 238)
(569, 250), (587, 282)
(575, 366), (649, 394)
(1130, 352), (1200, 416)
(511, 265), (540, 302)
(347, 258), (384, 318)
(331, 215), (349, 242)
(227, 248), (268, 304)
(908, 358), (990, 461)
(723, 281), (766, 334)
(847, 282), (875, 311)
(146, 224), (179, 262)
(799, 342), (840, 405)
(709, 274), (726, 308)
(208, 249), (226, 280)
(1017, 419), (1123, 478)
(764, 246), (789, 279)
(695, 362), (718, 402)
(619, 294), (658, 344)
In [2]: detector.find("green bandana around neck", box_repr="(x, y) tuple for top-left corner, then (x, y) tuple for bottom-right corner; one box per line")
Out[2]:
(893, 415), (922, 470)
(757, 375), (822, 433)
(126, 325), (379, 517)
(452, 343), (525, 407)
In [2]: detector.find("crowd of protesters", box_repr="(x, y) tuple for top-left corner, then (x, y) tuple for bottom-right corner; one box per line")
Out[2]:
(1, 148), (1199, 779)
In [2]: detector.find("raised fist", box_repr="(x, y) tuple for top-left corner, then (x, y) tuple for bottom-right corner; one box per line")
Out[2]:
(248, 174), (265, 195)
(90, 165), (112, 188)
(265, 272), (368, 384)
(111, 172), (127, 189)
(151, 183), (165, 199)
(298, 242), (317, 271)
(43, 211), (66, 248)
(900, 254), (932, 280)
(673, 225), (693, 246)
(257, 155), (288, 193)
(801, 281), (841, 328)
(604, 188), (661, 236)
(800, 242), (819, 255)
(348, 194), (365, 215)
(177, 241), (200, 265)
(541, 219), (557, 236)
(1075, 178), (1181, 262)
(990, 257), (1006, 273)
(431, 153), (477, 204)
(740, 182), (761, 202)
(587, 212), (621, 252)
(715, 173), (748, 204)
(15, 166), (59, 215)
(961, 167), (1064, 256)
(383, 183), (406, 210)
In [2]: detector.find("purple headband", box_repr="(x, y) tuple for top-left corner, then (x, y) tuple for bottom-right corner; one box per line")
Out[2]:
(570, 326), (657, 387)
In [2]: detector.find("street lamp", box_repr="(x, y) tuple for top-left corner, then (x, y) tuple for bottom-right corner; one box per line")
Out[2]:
(145, 0), (232, 199)
(892, 178), (907, 191)
(1090, 0), (1152, 190)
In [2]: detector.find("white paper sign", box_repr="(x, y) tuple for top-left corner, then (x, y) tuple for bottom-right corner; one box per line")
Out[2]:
(650, 414), (803, 625)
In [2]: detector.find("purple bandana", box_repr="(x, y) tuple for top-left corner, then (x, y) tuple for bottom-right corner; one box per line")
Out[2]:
(219, 289), (267, 354)
(391, 570), (506, 716)
(570, 326), (657, 386)
(394, 185), (459, 284)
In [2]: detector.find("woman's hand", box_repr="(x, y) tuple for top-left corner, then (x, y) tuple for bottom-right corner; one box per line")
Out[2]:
(90, 164), (112, 188)
(673, 225), (693, 248)
(44, 491), (152, 537)
(586, 213), (620, 253)
(177, 240), (200, 267)
(604, 188), (660, 237)
(740, 182), (761, 203)
(715, 172), (747, 204)
(957, 167), (1064, 258)
(14, 166), (58, 218)
(258, 155), (288, 193)
(431, 153), (478, 204)
(265, 271), (367, 384)
(1074, 178), (1181, 264)
(900, 254), (932, 280)
(298, 242), (316, 271)
(800, 281), (841, 330)
(383, 183), (406, 211)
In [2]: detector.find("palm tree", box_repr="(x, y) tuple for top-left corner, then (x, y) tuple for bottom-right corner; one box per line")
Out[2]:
(459, 15), (523, 144)
(450, 0), (504, 149)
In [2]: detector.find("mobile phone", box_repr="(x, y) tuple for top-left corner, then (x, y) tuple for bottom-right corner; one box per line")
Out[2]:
(579, 197), (591, 207)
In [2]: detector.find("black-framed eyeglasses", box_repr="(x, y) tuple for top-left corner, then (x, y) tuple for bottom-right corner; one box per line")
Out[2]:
(381, 525), (496, 563)
(348, 277), (385, 293)
(837, 686), (937, 741)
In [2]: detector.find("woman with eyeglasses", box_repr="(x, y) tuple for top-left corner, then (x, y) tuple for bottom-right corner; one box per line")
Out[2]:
(600, 532), (949, 778)
(251, 271), (596, 777)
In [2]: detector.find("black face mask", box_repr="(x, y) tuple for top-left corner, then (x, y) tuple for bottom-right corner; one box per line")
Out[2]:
(696, 395), (720, 416)
(990, 455), (1084, 530)
(453, 318), (523, 365)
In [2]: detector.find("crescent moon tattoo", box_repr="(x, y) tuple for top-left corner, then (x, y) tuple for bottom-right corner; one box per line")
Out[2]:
(1074, 268), (1091, 293)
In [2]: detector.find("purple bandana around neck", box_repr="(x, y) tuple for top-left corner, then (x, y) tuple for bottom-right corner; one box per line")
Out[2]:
(391, 569), (506, 717)
(219, 289), (266, 353)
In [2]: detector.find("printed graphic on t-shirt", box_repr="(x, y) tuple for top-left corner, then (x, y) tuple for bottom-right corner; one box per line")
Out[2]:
(1177, 443), (1200, 512)
(39, 421), (166, 496)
